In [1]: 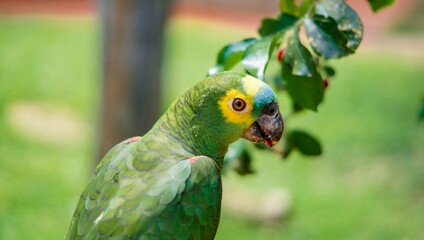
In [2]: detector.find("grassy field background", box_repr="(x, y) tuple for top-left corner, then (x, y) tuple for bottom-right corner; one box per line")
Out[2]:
(0, 17), (423, 239)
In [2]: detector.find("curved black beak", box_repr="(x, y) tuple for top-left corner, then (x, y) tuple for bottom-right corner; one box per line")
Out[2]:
(243, 102), (284, 147)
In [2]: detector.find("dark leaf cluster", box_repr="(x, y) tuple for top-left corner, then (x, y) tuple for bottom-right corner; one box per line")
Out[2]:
(208, 0), (394, 171)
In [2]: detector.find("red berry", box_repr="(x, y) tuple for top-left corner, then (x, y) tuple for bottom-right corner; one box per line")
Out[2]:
(277, 49), (285, 62)
(323, 79), (329, 89)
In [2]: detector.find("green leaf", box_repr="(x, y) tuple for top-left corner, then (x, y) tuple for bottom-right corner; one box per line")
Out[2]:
(282, 62), (324, 111)
(259, 14), (299, 37)
(287, 130), (322, 156)
(273, 74), (285, 91)
(322, 65), (336, 77)
(242, 35), (279, 80)
(279, 0), (298, 15)
(304, 15), (353, 59)
(208, 38), (256, 75)
(305, 0), (363, 59)
(292, 102), (305, 113)
(283, 28), (315, 77)
(282, 142), (293, 159)
(254, 142), (269, 150)
(419, 98), (424, 122)
(367, 0), (395, 12)
(315, 0), (363, 50)
(233, 150), (254, 175)
(280, 28), (324, 111)
(298, 0), (314, 15)
(224, 140), (254, 175)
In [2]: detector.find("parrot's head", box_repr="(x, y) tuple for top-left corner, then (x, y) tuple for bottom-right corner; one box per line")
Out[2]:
(193, 71), (283, 152)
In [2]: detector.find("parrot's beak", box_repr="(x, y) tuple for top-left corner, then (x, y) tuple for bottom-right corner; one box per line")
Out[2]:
(243, 102), (284, 147)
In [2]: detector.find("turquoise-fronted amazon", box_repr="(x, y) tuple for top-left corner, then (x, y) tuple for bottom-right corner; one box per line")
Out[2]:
(66, 72), (283, 239)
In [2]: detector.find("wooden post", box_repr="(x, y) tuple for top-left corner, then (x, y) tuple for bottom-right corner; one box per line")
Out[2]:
(97, 0), (171, 161)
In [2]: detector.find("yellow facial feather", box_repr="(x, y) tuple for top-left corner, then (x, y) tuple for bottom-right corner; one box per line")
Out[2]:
(218, 89), (254, 126)
(241, 75), (267, 97)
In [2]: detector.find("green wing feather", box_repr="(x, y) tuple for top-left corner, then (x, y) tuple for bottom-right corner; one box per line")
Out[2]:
(66, 137), (221, 240)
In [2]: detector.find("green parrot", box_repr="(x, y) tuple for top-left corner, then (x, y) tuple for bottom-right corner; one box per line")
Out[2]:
(66, 71), (283, 240)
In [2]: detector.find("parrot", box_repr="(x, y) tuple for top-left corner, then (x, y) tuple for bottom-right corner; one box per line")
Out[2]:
(66, 71), (284, 240)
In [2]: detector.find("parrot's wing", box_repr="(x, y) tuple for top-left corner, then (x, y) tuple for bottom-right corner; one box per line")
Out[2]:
(66, 138), (221, 240)
(166, 156), (222, 239)
(137, 155), (222, 239)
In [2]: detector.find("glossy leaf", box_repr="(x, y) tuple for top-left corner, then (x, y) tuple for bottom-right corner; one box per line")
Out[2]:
(305, 15), (353, 59)
(258, 14), (298, 37)
(287, 130), (322, 156)
(283, 28), (315, 77)
(282, 61), (324, 111)
(242, 35), (279, 80)
(305, 0), (363, 59)
(315, 0), (363, 50)
(279, 0), (298, 15)
(367, 0), (395, 12)
(208, 38), (256, 75)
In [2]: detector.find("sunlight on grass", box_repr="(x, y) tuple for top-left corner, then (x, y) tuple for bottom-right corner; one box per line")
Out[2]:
(0, 16), (423, 240)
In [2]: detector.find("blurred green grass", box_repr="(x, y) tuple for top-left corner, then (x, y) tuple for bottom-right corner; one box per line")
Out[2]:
(0, 17), (423, 240)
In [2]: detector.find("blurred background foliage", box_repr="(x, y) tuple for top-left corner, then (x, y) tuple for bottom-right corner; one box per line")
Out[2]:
(0, 0), (423, 239)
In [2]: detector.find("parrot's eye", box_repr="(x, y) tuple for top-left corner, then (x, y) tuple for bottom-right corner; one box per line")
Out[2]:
(232, 98), (246, 111)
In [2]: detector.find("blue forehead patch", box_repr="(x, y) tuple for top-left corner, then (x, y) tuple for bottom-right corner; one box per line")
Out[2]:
(254, 85), (276, 107)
